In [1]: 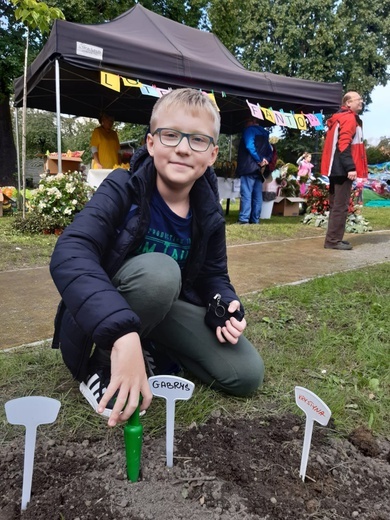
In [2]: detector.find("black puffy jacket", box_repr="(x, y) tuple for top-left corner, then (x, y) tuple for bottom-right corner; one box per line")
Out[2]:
(50, 147), (239, 381)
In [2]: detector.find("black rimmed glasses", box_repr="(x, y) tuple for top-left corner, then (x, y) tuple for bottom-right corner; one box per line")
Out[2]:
(152, 128), (215, 152)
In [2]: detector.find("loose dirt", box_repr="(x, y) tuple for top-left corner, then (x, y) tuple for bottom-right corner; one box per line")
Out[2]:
(1, 413), (389, 520)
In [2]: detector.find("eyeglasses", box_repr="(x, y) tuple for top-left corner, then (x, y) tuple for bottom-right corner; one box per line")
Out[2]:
(152, 128), (215, 152)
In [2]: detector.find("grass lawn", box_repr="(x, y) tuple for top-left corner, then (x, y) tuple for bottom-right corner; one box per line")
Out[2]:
(0, 207), (389, 442)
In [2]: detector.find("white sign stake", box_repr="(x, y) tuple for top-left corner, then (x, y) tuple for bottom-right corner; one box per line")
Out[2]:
(149, 375), (194, 467)
(294, 386), (331, 482)
(5, 396), (61, 510)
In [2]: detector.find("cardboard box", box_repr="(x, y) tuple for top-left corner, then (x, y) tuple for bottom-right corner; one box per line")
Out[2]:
(272, 196), (305, 217)
(45, 156), (82, 174)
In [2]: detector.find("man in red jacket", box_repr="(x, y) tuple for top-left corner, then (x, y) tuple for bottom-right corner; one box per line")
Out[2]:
(321, 91), (368, 250)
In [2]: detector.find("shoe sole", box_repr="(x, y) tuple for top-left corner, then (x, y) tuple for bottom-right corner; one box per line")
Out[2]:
(79, 382), (112, 418)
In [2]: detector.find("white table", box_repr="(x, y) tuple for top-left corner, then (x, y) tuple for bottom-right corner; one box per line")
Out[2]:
(217, 177), (240, 215)
(86, 169), (112, 188)
(87, 172), (241, 215)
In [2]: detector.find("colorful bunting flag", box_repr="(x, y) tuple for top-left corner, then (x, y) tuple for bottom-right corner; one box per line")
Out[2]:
(100, 72), (326, 131)
(246, 100), (263, 119)
(100, 72), (120, 92)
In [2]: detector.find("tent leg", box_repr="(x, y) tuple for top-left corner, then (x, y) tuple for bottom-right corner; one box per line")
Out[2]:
(14, 107), (22, 210)
(55, 59), (62, 173)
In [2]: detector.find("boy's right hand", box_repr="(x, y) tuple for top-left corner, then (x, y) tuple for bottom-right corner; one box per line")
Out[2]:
(98, 332), (153, 427)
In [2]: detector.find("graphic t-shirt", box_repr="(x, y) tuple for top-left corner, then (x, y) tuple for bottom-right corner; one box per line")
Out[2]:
(134, 188), (192, 270)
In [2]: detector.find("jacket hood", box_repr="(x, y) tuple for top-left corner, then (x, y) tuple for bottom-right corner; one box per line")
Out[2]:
(326, 107), (352, 130)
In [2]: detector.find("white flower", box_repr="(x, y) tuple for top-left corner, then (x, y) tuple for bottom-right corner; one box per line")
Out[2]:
(46, 187), (62, 199)
(72, 199), (77, 205)
(65, 183), (76, 193)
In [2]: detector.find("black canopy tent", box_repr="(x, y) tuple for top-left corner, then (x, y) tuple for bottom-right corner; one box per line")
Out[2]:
(14, 4), (342, 136)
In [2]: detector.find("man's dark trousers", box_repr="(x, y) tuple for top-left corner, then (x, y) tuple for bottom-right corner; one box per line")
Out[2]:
(325, 178), (353, 247)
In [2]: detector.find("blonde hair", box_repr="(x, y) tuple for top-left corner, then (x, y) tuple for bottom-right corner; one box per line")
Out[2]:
(150, 88), (221, 141)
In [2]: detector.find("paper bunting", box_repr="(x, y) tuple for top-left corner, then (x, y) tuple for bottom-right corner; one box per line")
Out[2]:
(122, 78), (143, 88)
(100, 72), (324, 131)
(273, 111), (287, 126)
(260, 106), (276, 124)
(305, 113), (321, 127)
(295, 114), (307, 131)
(208, 92), (220, 111)
(314, 113), (324, 130)
(282, 112), (297, 129)
(246, 100), (263, 119)
(100, 72), (121, 92)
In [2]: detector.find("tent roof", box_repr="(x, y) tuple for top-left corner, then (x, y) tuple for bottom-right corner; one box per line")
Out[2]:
(14, 4), (342, 134)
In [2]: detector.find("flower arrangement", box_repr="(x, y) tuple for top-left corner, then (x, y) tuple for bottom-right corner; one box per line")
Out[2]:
(275, 175), (300, 197)
(302, 178), (372, 233)
(213, 160), (237, 178)
(303, 178), (330, 215)
(26, 171), (94, 232)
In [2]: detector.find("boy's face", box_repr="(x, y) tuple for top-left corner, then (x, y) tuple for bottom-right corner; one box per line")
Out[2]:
(147, 106), (219, 192)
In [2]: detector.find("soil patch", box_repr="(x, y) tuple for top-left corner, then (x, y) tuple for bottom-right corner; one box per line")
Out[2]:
(1, 413), (389, 520)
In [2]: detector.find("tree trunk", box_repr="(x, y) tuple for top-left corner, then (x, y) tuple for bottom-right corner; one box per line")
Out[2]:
(0, 94), (17, 186)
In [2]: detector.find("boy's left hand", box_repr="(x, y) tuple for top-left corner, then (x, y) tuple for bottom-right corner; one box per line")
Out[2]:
(216, 300), (247, 344)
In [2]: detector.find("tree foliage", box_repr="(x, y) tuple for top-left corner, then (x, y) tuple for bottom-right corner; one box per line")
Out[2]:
(208, 0), (390, 163)
(366, 138), (390, 164)
(208, 0), (390, 104)
(2, 0), (390, 186)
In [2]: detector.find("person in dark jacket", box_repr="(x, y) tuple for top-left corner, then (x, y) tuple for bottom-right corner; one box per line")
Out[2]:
(235, 118), (273, 224)
(321, 91), (368, 250)
(50, 89), (264, 427)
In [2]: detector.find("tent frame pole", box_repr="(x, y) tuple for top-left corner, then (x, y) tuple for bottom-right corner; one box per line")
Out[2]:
(55, 59), (62, 173)
(14, 107), (22, 210)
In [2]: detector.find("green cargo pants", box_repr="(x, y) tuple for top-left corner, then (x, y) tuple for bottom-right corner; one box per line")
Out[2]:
(110, 252), (264, 397)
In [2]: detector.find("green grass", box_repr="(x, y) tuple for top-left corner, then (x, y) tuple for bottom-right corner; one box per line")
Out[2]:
(1, 265), (389, 444)
(1, 205), (389, 270)
(222, 200), (390, 245)
(0, 216), (57, 271)
(0, 208), (389, 444)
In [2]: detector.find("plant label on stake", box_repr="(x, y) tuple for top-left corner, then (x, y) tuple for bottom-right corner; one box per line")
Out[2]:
(149, 375), (195, 468)
(295, 386), (331, 482)
(5, 396), (61, 510)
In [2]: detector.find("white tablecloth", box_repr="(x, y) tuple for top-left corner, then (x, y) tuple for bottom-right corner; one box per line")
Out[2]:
(217, 177), (240, 200)
(86, 169), (112, 188)
(87, 172), (241, 199)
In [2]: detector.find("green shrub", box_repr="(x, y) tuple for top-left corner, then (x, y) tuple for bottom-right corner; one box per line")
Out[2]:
(25, 171), (94, 231)
(11, 212), (61, 234)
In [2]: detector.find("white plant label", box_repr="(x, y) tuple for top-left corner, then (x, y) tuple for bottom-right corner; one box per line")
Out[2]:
(149, 375), (195, 467)
(5, 396), (61, 510)
(295, 386), (331, 481)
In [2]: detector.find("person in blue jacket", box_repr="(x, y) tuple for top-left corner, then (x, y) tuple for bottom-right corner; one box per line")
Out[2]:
(235, 118), (273, 224)
(50, 89), (264, 427)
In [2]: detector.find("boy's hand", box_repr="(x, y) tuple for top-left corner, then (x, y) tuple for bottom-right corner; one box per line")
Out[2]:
(216, 300), (247, 344)
(98, 332), (153, 427)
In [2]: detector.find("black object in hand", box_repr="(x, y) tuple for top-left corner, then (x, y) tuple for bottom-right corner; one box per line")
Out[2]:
(205, 293), (244, 330)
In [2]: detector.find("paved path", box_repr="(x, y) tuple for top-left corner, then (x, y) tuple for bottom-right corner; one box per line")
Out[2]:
(1, 230), (389, 350)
